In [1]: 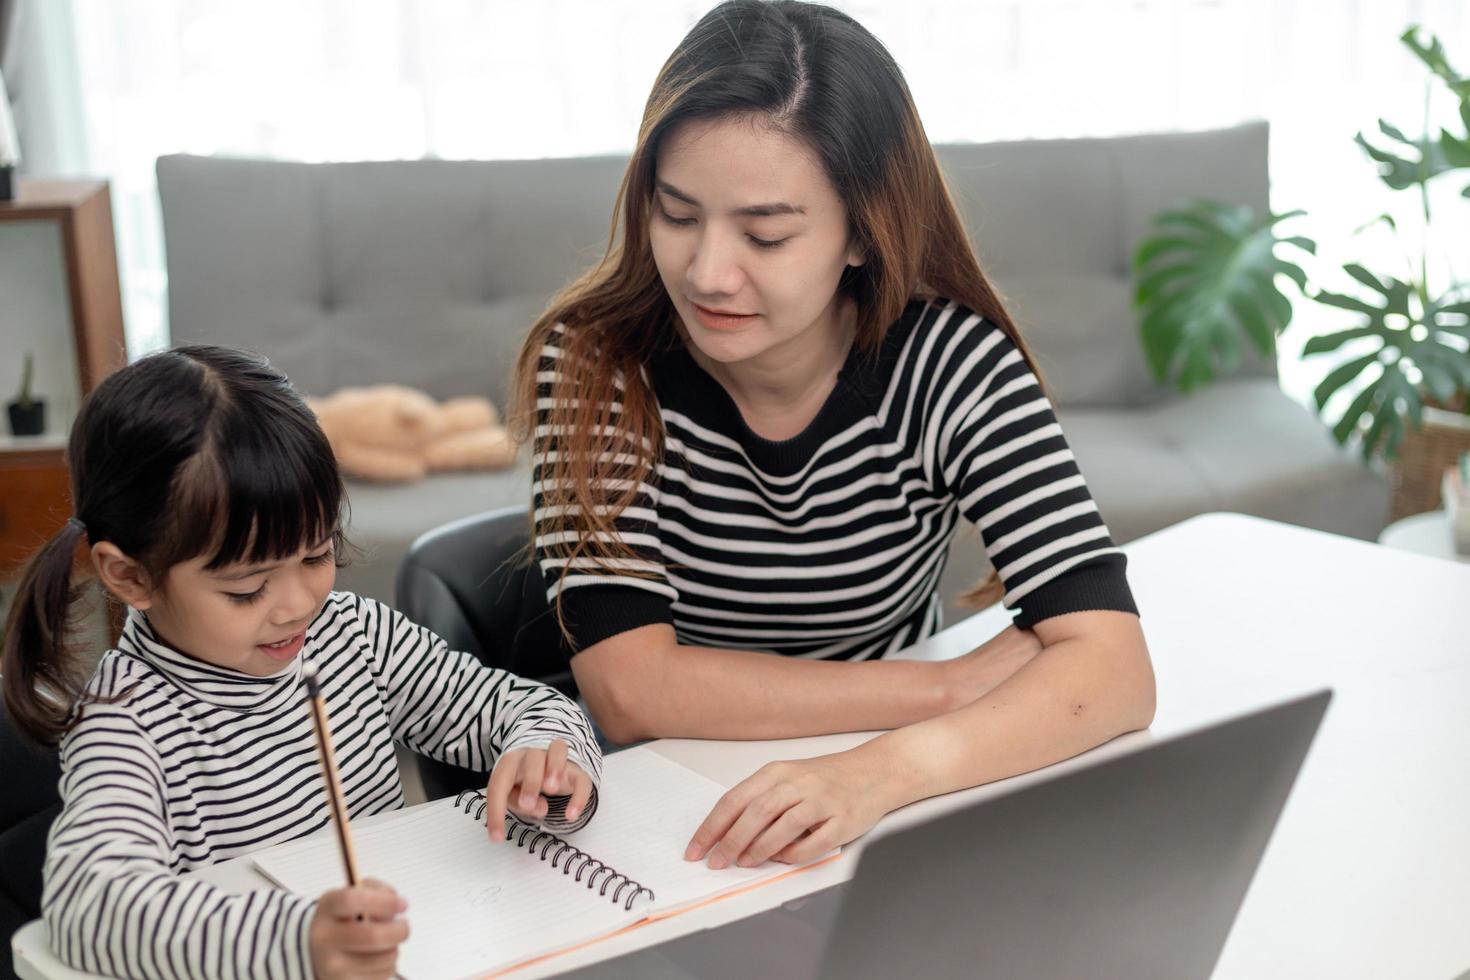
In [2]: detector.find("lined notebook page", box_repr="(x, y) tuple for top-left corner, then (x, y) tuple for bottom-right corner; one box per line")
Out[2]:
(254, 796), (634, 978)
(253, 747), (833, 978)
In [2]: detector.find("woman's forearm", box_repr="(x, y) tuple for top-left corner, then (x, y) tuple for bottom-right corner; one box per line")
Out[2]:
(858, 611), (1156, 810)
(570, 623), (1038, 743)
(575, 629), (948, 743)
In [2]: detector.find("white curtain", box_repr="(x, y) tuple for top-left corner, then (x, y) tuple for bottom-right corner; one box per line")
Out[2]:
(30, 0), (1470, 403)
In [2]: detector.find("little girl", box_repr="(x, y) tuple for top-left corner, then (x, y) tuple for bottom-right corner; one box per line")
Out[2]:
(1, 345), (602, 980)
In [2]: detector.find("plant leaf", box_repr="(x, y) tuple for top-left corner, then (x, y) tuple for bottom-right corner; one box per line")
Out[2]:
(1270, 257), (1310, 293)
(1133, 235), (1197, 267)
(1402, 26), (1470, 100)
(1352, 213), (1398, 237)
(1133, 200), (1309, 392)
(1134, 261), (1199, 306)
(1313, 290), (1381, 316)
(1313, 350), (1383, 410)
(1378, 118), (1413, 145)
(1227, 290), (1274, 356)
(1441, 128), (1470, 168)
(1279, 234), (1318, 254)
(1331, 379), (1380, 445)
(1341, 264), (1389, 296)
(1301, 326), (1380, 356)
(1354, 131), (1452, 189)
(1304, 274), (1470, 463)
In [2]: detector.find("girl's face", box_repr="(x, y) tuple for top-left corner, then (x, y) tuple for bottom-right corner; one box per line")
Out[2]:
(649, 114), (865, 370)
(141, 536), (337, 676)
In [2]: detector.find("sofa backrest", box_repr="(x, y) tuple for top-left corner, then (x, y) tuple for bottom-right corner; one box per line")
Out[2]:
(158, 154), (628, 408)
(158, 120), (1269, 410)
(935, 120), (1272, 406)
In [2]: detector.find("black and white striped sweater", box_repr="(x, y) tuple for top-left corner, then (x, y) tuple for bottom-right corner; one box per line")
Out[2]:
(43, 591), (602, 980)
(534, 298), (1137, 660)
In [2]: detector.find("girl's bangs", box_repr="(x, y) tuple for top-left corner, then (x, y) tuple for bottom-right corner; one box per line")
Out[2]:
(171, 407), (346, 571)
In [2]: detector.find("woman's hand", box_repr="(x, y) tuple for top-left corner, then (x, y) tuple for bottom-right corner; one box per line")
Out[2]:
(939, 624), (1043, 709)
(483, 738), (595, 841)
(684, 749), (904, 869)
(308, 878), (409, 980)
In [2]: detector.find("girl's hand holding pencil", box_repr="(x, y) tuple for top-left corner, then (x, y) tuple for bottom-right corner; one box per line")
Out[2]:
(309, 880), (410, 980)
(483, 738), (595, 841)
(302, 663), (410, 979)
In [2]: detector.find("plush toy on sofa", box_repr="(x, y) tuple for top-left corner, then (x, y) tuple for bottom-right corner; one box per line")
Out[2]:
(306, 384), (517, 482)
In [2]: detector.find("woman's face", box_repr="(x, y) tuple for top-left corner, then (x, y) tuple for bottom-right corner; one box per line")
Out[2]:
(649, 114), (864, 368)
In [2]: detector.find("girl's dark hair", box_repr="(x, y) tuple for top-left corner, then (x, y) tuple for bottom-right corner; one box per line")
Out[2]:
(514, 0), (1038, 628)
(2, 345), (347, 745)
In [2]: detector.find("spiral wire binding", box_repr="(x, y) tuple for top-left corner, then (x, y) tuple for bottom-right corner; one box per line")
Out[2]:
(456, 790), (655, 910)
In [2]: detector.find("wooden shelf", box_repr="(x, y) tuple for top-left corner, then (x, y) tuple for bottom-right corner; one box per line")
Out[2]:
(0, 179), (126, 579)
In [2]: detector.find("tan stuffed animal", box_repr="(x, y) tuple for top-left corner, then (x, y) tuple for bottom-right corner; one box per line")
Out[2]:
(306, 384), (518, 482)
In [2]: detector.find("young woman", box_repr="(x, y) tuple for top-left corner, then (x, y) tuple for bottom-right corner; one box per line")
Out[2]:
(512, 0), (1155, 867)
(3, 346), (600, 980)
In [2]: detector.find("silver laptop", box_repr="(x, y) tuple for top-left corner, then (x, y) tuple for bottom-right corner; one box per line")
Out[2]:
(563, 690), (1331, 979)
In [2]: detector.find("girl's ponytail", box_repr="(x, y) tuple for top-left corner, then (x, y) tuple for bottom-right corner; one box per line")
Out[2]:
(2, 518), (91, 745)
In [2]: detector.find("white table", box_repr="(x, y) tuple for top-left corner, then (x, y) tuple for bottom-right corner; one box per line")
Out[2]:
(14, 514), (1470, 979)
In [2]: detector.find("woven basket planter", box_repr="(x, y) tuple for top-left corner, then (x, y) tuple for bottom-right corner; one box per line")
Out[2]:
(1390, 404), (1470, 520)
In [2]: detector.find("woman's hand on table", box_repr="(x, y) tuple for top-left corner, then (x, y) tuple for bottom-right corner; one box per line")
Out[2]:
(683, 748), (907, 870)
(482, 738), (595, 841)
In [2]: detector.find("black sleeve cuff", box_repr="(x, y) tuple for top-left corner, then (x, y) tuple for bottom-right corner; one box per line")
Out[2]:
(557, 584), (675, 655)
(1011, 553), (1139, 629)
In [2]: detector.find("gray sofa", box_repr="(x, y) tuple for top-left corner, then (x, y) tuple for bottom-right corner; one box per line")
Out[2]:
(157, 120), (1388, 618)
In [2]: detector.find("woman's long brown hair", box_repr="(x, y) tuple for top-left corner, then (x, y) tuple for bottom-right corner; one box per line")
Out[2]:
(511, 0), (1040, 621)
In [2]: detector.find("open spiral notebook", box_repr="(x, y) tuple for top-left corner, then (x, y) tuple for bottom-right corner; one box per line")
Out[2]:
(252, 746), (840, 978)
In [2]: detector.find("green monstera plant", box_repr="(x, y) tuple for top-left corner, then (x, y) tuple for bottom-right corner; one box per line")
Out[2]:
(1134, 25), (1470, 463)
(1305, 268), (1470, 457)
(1134, 202), (1313, 393)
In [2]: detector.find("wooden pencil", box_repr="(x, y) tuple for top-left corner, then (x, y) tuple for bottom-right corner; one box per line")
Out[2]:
(302, 662), (360, 885)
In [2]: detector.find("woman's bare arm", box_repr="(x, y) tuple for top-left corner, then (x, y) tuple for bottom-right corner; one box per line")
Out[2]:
(684, 609), (1155, 867)
(570, 621), (1044, 744)
(868, 608), (1156, 802)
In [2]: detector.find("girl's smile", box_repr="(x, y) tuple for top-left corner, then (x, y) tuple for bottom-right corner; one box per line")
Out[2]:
(259, 629), (308, 662)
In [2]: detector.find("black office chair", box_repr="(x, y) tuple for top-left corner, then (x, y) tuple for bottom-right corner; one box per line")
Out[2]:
(395, 505), (574, 802)
(0, 699), (62, 980)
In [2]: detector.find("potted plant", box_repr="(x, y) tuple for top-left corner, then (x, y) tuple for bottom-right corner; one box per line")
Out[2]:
(8, 352), (46, 437)
(1132, 25), (1470, 519)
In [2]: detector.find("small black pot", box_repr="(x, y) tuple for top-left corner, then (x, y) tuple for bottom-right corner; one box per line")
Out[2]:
(0, 165), (13, 201)
(7, 399), (45, 436)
